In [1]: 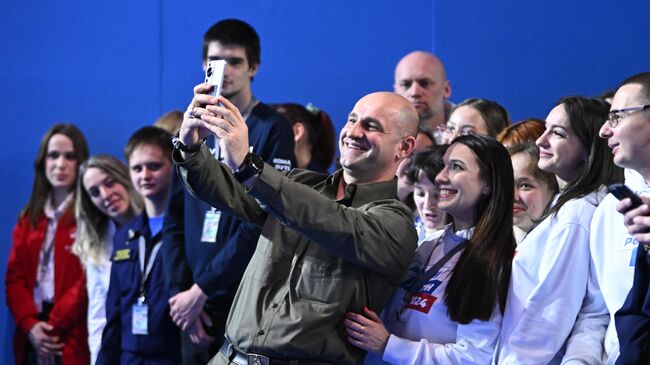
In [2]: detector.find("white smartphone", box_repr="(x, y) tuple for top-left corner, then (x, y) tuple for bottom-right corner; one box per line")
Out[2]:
(204, 60), (226, 97)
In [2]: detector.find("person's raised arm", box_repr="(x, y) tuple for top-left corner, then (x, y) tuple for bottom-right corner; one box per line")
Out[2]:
(178, 91), (417, 278)
(177, 83), (222, 157)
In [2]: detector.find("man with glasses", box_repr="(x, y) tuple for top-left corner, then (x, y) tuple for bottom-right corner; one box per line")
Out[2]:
(608, 71), (650, 365)
(606, 105), (650, 128)
(438, 124), (477, 144)
(588, 71), (650, 364)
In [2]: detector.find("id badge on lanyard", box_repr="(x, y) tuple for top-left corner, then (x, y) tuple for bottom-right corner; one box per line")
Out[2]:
(132, 236), (162, 335)
(132, 298), (149, 335)
(400, 239), (467, 318)
(201, 208), (221, 243)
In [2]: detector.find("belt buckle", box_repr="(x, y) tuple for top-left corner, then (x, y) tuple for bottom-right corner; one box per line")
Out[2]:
(247, 354), (270, 365)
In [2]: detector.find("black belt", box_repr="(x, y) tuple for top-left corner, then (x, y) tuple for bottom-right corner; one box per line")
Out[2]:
(219, 341), (332, 365)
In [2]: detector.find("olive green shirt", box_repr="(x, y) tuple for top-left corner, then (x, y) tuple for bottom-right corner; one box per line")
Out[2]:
(175, 146), (417, 364)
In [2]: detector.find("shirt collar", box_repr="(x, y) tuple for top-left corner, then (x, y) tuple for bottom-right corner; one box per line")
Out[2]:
(440, 222), (474, 241)
(319, 169), (400, 208)
(126, 212), (150, 241)
(126, 212), (163, 244)
(43, 192), (74, 220)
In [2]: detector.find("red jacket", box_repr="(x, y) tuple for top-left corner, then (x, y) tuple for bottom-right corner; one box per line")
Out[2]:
(5, 208), (89, 365)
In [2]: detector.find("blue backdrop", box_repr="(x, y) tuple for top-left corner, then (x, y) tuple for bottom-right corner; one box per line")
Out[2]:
(1, 0), (648, 362)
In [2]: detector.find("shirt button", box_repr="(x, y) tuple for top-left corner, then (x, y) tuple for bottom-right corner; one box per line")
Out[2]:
(271, 303), (278, 308)
(257, 330), (265, 335)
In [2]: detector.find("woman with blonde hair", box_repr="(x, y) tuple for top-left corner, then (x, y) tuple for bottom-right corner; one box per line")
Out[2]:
(73, 154), (142, 364)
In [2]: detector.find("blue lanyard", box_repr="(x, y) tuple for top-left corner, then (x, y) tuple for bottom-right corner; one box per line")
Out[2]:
(403, 239), (468, 304)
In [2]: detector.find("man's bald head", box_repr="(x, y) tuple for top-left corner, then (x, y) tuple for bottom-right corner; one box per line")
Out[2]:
(395, 51), (447, 80)
(339, 92), (418, 184)
(394, 51), (451, 129)
(393, 95), (420, 138)
(355, 92), (419, 137)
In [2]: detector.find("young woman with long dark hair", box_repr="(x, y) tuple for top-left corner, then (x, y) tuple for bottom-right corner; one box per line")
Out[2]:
(6, 123), (90, 365)
(345, 135), (515, 364)
(495, 96), (623, 364)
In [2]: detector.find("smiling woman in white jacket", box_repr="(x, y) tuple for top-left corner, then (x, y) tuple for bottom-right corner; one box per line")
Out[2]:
(495, 96), (623, 364)
(345, 135), (516, 365)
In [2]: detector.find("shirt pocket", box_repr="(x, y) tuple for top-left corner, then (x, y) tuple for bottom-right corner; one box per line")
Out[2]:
(246, 223), (296, 283)
(295, 247), (348, 305)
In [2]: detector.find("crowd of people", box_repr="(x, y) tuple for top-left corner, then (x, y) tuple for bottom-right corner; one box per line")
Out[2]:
(5, 17), (650, 365)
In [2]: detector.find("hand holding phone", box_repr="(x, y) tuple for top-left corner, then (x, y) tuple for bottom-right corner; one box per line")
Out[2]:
(608, 183), (644, 210)
(204, 60), (226, 98)
(609, 183), (650, 237)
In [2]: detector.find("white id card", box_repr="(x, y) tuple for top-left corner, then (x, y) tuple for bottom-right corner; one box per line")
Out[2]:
(132, 303), (149, 335)
(201, 209), (221, 242)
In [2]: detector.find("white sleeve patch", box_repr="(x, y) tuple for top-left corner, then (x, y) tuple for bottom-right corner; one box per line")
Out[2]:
(272, 158), (292, 172)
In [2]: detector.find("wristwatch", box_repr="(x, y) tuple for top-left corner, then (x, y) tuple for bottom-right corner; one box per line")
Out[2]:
(171, 134), (205, 154)
(233, 153), (264, 183)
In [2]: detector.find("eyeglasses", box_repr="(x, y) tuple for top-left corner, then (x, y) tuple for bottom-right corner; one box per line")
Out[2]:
(437, 125), (475, 137)
(606, 105), (650, 128)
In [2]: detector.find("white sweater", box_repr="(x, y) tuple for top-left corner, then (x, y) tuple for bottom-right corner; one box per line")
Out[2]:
(495, 188), (606, 365)
(589, 170), (648, 364)
(85, 222), (115, 365)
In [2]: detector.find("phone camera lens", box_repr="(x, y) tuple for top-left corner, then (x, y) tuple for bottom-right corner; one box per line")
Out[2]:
(207, 67), (213, 77)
